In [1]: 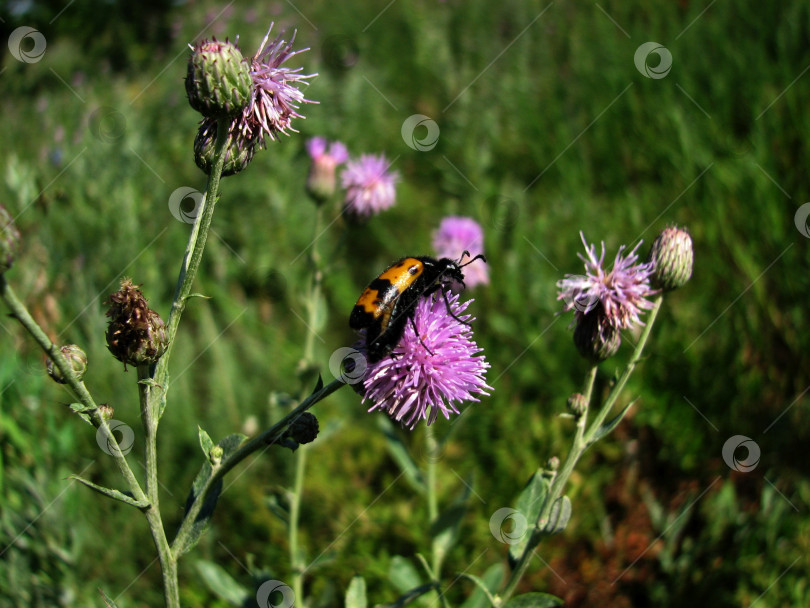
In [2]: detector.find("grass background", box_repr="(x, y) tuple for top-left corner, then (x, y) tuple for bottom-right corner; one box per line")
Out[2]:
(1, 0), (809, 606)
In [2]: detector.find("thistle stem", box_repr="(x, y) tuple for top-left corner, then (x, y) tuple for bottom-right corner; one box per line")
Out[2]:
(498, 294), (664, 606)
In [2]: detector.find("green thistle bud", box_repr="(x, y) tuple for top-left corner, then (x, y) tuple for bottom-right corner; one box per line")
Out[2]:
(46, 344), (88, 384)
(194, 118), (256, 177)
(209, 445), (224, 466)
(648, 225), (693, 291)
(105, 279), (168, 368)
(186, 38), (252, 118)
(98, 403), (114, 421)
(546, 456), (560, 472)
(567, 393), (587, 417)
(289, 412), (319, 445)
(574, 309), (621, 363)
(0, 204), (21, 274)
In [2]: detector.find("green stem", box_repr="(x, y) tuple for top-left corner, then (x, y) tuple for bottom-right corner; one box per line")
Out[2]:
(0, 275), (147, 507)
(290, 443), (307, 606)
(172, 379), (346, 556)
(425, 425), (439, 572)
(153, 118), (230, 406)
(498, 294), (664, 606)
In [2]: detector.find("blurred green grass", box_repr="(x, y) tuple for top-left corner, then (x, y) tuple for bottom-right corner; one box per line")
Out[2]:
(1, 0), (809, 606)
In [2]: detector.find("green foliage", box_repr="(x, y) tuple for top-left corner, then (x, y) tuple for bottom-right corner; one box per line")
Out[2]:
(1, 0), (809, 606)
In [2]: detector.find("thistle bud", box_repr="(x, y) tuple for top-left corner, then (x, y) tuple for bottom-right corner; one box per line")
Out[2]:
(209, 445), (224, 466)
(567, 393), (587, 417)
(546, 456), (560, 472)
(305, 138), (348, 203)
(574, 309), (621, 363)
(194, 118), (256, 177)
(648, 226), (693, 291)
(105, 279), (168, 368)
(289, 412), (319, 445)
(46, 344), (88, 384)
(186, 38), (252, 118)
(0, 204), (21, 274)
(98, 403), (115, 420)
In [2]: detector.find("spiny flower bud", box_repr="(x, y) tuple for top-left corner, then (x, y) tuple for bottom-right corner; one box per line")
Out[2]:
(194, 117), (256, 176)
(574, 308), (621, 363)
(105, 279), (168, 368)
(186, 38), (252, 118)
(98, 403), (115, 420)
(648, 226), (693, 291)
(0, 204), (21, 274)
(289, 412), (319, 445)
(46, 344), (88, 384)
(567, 393), (587, 417)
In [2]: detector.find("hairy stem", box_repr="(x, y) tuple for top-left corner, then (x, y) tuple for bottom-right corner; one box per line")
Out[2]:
(498, 294), (664, 606)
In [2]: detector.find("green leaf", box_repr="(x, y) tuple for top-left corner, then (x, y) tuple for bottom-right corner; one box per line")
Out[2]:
(588, 398), (638, 445)
(389, 556), (423, 593)
(175, 433), (247, 557)
(504, 592), (565, 608)
(431, 502), (467, 568)
(67, 402), (95, 425)
(69, 475), (148, 509)
(459, 564), (505, 608)
(508, 471), (550, 566)
(377, 584), (437, 608)
(198, 426), (214, 458)
(194, 559), (249, 606)
(345, 576), (368, 608)
(379, 417), (425, 494)
(545, 496), (572, 534)
(98, 588), (121, 608)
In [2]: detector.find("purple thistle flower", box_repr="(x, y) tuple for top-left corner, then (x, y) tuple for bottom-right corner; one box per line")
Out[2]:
(358, 292), (491, 429)
(237, 24), (317, 148)
(557, 232), (656, 330)
(432, 216), (489, 288)
(306, 137), (349, 201)
(341, 154), (399, 218)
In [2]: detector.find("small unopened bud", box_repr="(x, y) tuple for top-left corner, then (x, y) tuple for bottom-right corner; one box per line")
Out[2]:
(574, 309), (621, 362)
(194, 118), (256, 177)
(648, 226), (693, 291)
(47, 344), (88, 384)
(289, 412), (319, 445)
(567, 393), (587, 417)
(0, 204), (21, 274)
(98, 403), (114, 420)
(209, 445), (224, 466)
(546, 456), (560, 472)
(305, 138), (348, 203)
(105, 279), (168, 368)
(186, 38), (252, 118)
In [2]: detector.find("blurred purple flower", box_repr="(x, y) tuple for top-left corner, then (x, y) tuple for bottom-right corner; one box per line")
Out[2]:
(341, 154), (399, 217)
(306, 137), (349, 200)
(238, 24), (317, 148)
(359, 292), (491, 429)
(557, 232), (656, 330)
(433, 216), (489, 288)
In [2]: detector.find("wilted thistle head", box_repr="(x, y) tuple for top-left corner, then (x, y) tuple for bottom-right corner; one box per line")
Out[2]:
(648, 225), (693, 291)
(432, 216), (489, 288)
(306, 137), (349, 202)
(105, 279), (168, 369)
(357, 292), (491, 429)
(0, 204), (21, 274)
(46, 344), (88, 384)
(186, 37), (252, 118)
(573, 306), (622, 362)
(341, 154), (399, 218)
